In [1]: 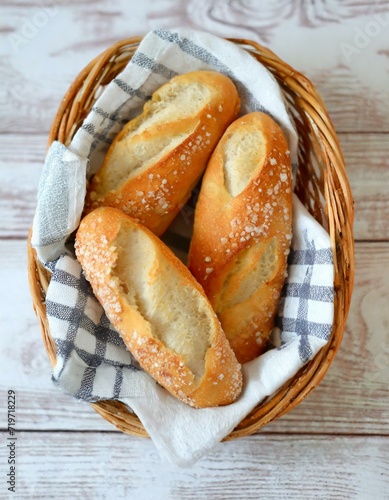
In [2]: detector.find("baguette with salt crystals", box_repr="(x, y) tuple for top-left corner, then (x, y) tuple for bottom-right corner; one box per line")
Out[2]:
(84, 71), (240, 236)
(75, 206), (243, 408)
(188, 112), (293, 364)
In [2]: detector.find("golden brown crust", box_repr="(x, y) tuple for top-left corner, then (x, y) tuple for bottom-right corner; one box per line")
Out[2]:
(188, 112), (293, 364)
(75, 207), (242, 408)
(84, 71), (240, 236)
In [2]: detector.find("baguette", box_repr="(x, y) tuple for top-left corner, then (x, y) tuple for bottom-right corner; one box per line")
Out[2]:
(75, 207), (242, 408)
(84, 71), (240, 236)
(188, 112), (293, 364)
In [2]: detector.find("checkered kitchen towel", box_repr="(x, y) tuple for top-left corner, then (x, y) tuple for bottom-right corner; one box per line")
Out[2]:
(31, 28), (334, 466)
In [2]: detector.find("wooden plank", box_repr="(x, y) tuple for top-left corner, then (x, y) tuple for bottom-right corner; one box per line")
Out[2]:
(0, 1), (149, 134)
(0, 134), (44, 239)
(1, 2), (389, 133)
(1, 133), (387, 240)
(339, 133), (389, 241)
(1, 239), (388, 434)
(0, 432), (388, 499)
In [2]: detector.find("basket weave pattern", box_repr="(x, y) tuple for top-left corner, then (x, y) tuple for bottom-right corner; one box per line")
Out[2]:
(27, 37), (354, 439)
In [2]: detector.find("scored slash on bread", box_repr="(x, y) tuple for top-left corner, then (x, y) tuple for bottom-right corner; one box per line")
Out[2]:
(188, 112), (293, 364)
(75, 207), (243, 408)
(84, 71), (240, 236)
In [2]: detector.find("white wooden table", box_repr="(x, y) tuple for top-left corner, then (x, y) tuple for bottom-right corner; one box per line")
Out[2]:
(1, 2), (389, 498)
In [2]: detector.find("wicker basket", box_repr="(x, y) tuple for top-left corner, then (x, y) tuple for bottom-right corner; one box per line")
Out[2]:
(27, 36), (354, 440)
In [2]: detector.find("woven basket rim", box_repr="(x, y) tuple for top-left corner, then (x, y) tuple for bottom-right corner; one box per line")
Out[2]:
(27, 35), (354, 440)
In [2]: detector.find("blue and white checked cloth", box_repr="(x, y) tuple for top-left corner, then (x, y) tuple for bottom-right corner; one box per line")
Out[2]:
(32, 28), (334, 466)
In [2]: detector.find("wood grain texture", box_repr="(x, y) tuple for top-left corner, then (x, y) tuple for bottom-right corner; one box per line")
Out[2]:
(0, 134), (43, 239)
(1, 240), (388, 434)
(148, 0), (389, 41)
(0, 1), (151, 133)
(1, 133), (387, 240)
(0, 432), (388, 499)
(339, 133), (389, 241)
